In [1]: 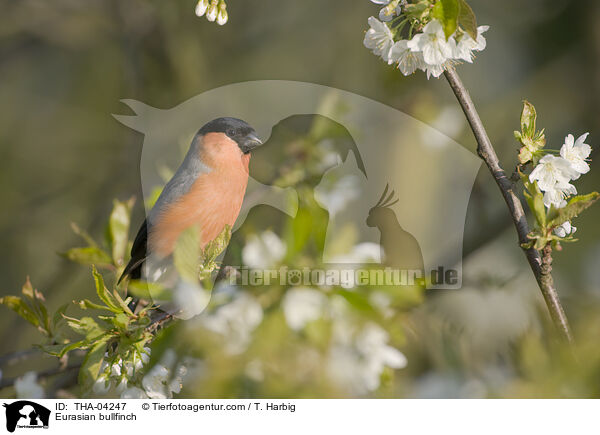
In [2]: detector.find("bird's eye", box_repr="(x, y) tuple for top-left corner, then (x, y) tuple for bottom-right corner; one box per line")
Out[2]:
(226, 129), (236, 137)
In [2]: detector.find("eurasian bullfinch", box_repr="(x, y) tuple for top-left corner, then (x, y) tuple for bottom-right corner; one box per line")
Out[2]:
(118, 117), (263, 284)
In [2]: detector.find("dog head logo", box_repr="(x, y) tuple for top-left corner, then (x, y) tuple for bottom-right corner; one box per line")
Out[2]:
(3, 401), (50, 432)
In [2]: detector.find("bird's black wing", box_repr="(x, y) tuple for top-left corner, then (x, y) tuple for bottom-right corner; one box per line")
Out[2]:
(118, 218), (148, 284)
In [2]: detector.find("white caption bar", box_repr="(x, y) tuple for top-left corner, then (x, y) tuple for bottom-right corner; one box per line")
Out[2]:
(2, 399), (596, 434)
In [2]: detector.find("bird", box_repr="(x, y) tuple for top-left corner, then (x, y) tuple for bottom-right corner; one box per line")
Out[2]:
(366, 184), (424, 275)
(118, 117), (263, 285)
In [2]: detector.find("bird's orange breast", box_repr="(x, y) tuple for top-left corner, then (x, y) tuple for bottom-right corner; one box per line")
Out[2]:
(148, 154), (250, 257)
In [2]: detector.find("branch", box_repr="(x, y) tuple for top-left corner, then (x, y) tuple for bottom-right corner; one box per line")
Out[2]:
(0, 348), (42, 366)
(0, 308), (176, 391)
(443, 66), (573, 343)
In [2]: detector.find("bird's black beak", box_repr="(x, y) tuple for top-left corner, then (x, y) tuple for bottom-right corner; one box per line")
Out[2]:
(240, 133), (263, 154)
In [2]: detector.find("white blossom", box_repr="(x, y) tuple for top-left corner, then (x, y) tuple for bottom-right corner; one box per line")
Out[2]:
(543, 180), (577, 209)
(242, 231), (286, 269)
(92, 375), (111, 395)
(529, 155), (578, 190)
(314, 174), (361, 217)
(110, 360), (122, 377)
(451, 26), (489, 63)
(245, 359), (265, 382)
(282, 288), (328, 331)
(173, 280), (211, 320)
(371, 0), (404, 22)
(120, 350), (191, 399)
(329, 242), (382, 264)
(356, 324), (407, 373)
(132, 353), (144, 372)
(363, 17), (395, 64)
(326, 302), (407, 394)
(420, 62), (448, 80)
(142, 364), (170, 399)
(356, 324), (407, 368)
(326, 315), (407, 395)
(407, 20), (453, 67)
(390, 40), (425, 76)
(123, 361), (134, 378)
(363, 13), (490, 79)
(201, 293), (263, 354)
(560, 133), (592, 178)
(115, 378), (129, 394)
(369, 291), (394, 318)
(554, 221), (577, 238)
(121, 387), (148, 399)
(169, 364), (188, 394)
(529, 155), (579, 208)
(140, 348), (151, 364)
(15, 372), (45, 399)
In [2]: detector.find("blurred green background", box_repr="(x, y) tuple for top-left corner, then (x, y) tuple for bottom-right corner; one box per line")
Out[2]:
(1, 0), (600, 398)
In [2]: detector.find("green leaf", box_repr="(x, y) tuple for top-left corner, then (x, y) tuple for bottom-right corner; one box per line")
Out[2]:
(522, 179), (547, 229)
(203, 224), (232, 267)
(126, 280), (172, 302)
(0, 279), (54, 336)
(21, 278), (50, 334)
(0, 296), (40, 327)
(92, 266), (121, 312)
(79, 336), (110, 390)
(77, 299), (114, 311)
(111, 312), (131, 330)
(520, 100), (537, 138)
(70, 222), (100, 248)
(41, 340), (87, 358)
(547, 192), (600, 229)
(112, 289), (134, 316)
(457, 0), (477, 40)
(404, 1), (430, 19)
(62, 247), (113, 267)
(432, 0), (459, 40)
(107, 198), (135, 267)
(336, 290), (376, 315)
(534, 235), (548, 251)
(66, 316), (107, 340)
(286, 208), (312, 257)
(52, 303), (69, 330)
(174, 225), (201, 283)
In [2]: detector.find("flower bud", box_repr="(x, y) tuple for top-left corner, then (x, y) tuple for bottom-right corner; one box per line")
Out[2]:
(195, 0), (209, 17)
(115, 378), (129, 394)
(110, 362), (122, 377)
(92, 376), (111, 395)
(217, 4), (228, 26)
(141, 348), (151, 364)
(206, 0), (218, 22)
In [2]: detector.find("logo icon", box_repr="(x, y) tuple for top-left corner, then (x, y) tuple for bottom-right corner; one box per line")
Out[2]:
(3, 401), (50, 433)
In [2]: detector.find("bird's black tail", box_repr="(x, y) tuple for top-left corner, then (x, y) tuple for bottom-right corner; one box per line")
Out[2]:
(118, 218), (148, 284)
(119, 218), (149, 312)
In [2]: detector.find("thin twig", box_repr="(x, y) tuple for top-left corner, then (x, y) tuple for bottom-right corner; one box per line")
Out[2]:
(0, 348), (42, 366)
(0, 364), (80, 390)
(444, 66), (573, 342)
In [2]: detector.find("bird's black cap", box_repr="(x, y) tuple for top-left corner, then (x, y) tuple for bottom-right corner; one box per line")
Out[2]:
(198, 117), (262, 154)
